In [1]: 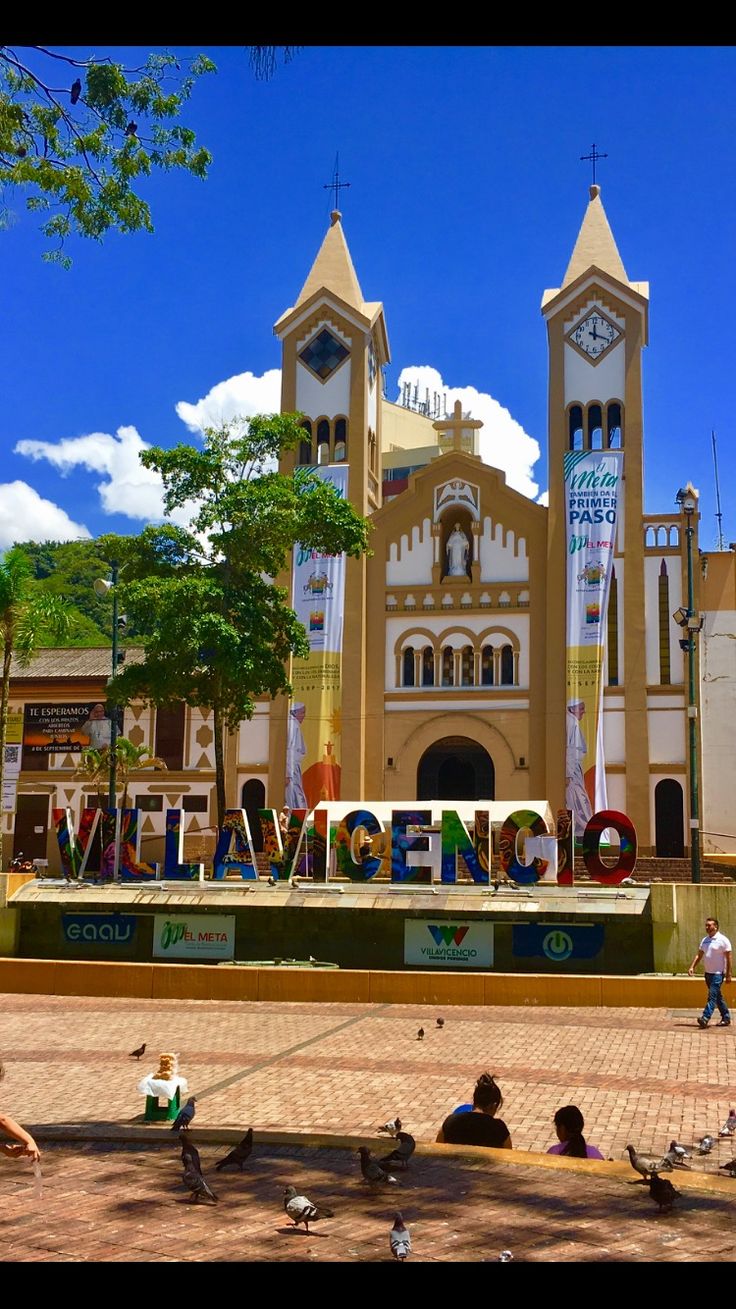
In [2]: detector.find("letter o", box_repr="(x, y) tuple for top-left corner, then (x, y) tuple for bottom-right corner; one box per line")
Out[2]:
(582, 810), (637, 884)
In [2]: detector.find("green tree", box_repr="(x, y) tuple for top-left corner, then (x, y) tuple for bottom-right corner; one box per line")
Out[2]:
(0, 45), (215, 264)
(77, 737), (167, 810)
(0, 548), (71, 835)
(103, 416), (370, 825)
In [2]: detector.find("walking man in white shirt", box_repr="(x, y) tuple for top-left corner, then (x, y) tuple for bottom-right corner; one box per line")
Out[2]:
(688, 917), (732, 1028)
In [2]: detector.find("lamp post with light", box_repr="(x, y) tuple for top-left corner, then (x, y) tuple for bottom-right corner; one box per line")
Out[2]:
(673, 487), (702, 884)
(93, 561), (126, 809)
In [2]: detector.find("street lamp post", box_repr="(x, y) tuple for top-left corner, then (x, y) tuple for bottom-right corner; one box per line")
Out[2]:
(93, 560), (123, 809)
(674, 488), (702, 884)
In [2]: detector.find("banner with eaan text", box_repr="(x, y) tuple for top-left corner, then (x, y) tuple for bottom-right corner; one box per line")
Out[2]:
(286, 465), (347, 809)
(564, 449), (623, 832)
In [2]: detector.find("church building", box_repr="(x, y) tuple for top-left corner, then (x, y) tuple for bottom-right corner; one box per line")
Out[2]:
(263, 184), (706, 857)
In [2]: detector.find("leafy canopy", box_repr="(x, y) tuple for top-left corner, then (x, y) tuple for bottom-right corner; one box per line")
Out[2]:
(102, 415), (371, 733)
(0, 45), (215, 264)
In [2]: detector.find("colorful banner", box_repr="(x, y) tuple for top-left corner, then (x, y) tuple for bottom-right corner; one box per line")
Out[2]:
(286, 464), (348, 810)
(404, 920), (494, 969)
(152, 914), (235, 960)
(564, 450), (623, 831)
(23, 702), (116, 755)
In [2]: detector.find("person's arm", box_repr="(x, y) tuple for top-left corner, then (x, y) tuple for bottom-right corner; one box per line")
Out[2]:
(0, 1112), (40, 1161)
(498, 1134), (512, 1149)
(688, 948), (704, 976)
(435, 1127), (445, 1143)
(725, 950), (732, 983)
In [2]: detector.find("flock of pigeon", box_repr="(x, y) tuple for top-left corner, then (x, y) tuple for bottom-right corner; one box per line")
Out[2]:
(626, 1106), (736, 1212)
(130, 1035), (736, 1256)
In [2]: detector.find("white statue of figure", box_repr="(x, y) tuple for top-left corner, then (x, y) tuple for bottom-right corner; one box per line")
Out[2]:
(446, 522), (470, 576)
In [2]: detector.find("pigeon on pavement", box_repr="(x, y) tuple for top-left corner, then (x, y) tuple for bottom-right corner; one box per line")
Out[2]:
(171, 1097), (197, 1132)
(417, 1028), (425, 1041)
(359, 1146), (398, 1185)
(498, 1250), (514, 1262)
(283, 1185), (334, 1232)
(180, 1133), (202, 1175)
(719, 1159), (736, 1176)
(665, 1140), (691, 1168)
(625, 1145), (674, 1179)
(215, 1129), (253, 1172)
(697, 1136), (715, 1155)
(719, 1108), (736, 1136)
(390, 1212), (411, 1260)
(436, 1017), (445, 1029)
(649, 1174), (679, 1212)
(129, 1043), (146, 1060)
(380, 1132), (416, 1171)
(183, 1166), (217, 1204)
(378, 1117), (402, 1136)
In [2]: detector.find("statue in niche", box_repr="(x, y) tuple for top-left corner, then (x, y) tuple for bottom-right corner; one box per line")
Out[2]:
(445, 522), (470, 577)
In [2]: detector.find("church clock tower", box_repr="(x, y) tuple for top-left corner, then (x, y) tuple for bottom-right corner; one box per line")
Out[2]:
(541, 185), (651, 841)
(270, 211), (390, 803)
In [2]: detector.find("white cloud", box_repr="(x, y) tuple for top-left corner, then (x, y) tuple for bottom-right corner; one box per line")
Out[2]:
(0, 481), (90, 549)
(537, 490), (549, 507)
(15, 426), (194, 527)
(176, 369), (282, 434)
(396, 365), (541, 500)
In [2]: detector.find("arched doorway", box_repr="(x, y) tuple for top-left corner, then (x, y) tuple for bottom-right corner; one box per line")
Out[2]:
(655, 778), (684, 858)
(241, 778), (265, 852)
(417, 737), (495, 801)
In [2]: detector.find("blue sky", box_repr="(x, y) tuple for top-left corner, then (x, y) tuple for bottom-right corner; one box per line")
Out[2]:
(2, 44), (735, 548)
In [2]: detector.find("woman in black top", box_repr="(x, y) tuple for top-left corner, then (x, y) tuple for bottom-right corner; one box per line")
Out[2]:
(436, 1073), (511, 1148)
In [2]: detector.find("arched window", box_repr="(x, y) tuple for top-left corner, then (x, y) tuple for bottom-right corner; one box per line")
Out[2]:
(298, 420), (313, 465)
(607, 402), (622, 448)
(317, 419), (330, 464)
(481, 644), (494, 686)
(461, 645), (474, 686)
(569, 405), (584, 451)
(658, 560), (671, 685)
(334, 417), (347, 462)
(421, 646), (434, 687)
(607, 566), (619, 686)
(441, 646), (454, 687)
(500, 644), (514, 686)
(368, 428), (377, 474)
(588, 403), (603, 450)
(402, 646), (415, 687)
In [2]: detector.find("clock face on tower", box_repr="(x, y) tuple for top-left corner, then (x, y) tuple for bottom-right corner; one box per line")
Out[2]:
(568, 308), (622, 362)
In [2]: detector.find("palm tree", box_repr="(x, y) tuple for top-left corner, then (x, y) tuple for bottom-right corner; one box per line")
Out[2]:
(0, 548), (71, 838)
(76, 738), (168, 809)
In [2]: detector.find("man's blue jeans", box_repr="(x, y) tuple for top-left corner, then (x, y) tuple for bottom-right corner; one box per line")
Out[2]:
(703, 971), (731, 1023)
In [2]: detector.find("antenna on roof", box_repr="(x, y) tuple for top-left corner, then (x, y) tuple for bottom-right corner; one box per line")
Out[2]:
(712, 429), (726, 551)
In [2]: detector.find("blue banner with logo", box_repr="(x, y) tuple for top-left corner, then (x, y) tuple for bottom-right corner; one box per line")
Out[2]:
(512, 924), (604, 962)
(62, 914), (137, 947)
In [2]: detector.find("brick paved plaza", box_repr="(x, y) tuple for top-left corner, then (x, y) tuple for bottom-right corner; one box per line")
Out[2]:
(2, 992), (736, 1260)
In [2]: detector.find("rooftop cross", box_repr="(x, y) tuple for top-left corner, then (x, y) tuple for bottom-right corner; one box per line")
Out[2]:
(323, 152), (351, 213)
(580, 143), (608, 186)
(434, 399), (483, 452)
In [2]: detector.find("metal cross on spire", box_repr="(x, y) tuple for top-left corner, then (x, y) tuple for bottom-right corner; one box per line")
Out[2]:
(580, 143), (608, 186)
(323, 153), (351, 211)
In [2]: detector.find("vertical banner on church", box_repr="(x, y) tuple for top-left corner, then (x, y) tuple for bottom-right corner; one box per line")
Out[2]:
(564, 450), (623, 831)
(286, 465), (347, 809)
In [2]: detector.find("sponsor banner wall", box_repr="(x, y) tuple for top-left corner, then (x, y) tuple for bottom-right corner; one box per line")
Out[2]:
(286, 465), (348, 810)
(404, 920), (494, 969)
(152, 914), (235, 960)
(512, 923), (605, 962)
(62, 914), (137, 948)
(564, 450), (624, 831)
